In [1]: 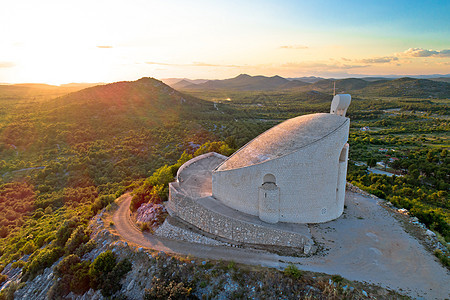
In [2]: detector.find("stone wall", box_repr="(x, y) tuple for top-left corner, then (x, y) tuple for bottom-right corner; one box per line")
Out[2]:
(168, 183), (313, 253)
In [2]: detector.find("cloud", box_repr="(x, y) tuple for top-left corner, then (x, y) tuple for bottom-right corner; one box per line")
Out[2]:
(96, 45), (113, 49)
(280, 61), (368, 71)
(145, 61), (241, 68)
(280, 45), (308, 50)
(400, 48), (450, 58)
(0, 62), (15, 68)
(359, 56), (399, 64)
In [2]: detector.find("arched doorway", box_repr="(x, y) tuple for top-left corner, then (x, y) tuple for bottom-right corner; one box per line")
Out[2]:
(258, 174), (279, 223)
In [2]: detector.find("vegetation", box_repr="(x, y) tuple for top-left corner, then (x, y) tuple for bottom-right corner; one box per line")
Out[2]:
(0, 76), (448, 295)
(48, 250), (131, 298)
(283, 264), (302, 279)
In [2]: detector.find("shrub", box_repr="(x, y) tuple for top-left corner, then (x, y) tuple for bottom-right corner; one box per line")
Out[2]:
(70, 261), (91, 294)
(54, 254), (81, 277)
(21, 240), (36, 255)
(65, 226), (89, 254)
(434, 249), (450, 268)
(144, 277), (192, 300)
(51, 256), (92, 297)
(89, 250), (117, 289)
(55, 218), (80, 247)
(92, 194), (115, 215)
(0, 226), (8, 238)
(331, 274), (344, 283)
(0, 274), (7, 285)
(283, 264), (302, 279)
(75, 239), (96, 257)
(140, 222), (150, 232)
(23, 246), (64, 280)
(10, 260), (26, 269)
(88, 251), (132, 296)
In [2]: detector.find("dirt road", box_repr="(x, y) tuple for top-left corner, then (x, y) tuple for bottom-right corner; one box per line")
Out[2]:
(112, 192), (450, 299)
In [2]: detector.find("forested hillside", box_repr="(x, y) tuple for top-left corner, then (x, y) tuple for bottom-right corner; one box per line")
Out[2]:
(0, 78), (228, 289)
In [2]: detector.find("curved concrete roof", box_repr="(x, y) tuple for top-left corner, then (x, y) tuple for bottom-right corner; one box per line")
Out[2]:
(216, 113), (348, 171)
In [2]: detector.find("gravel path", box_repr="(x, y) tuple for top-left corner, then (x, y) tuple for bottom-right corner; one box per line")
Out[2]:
(113, 193), (450, 299)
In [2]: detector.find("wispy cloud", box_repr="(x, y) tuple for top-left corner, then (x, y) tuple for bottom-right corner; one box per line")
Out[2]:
(281, 61), (367, 70)
(0, 62), (15, 68)
(359, 56), (399, 64)
(279, 45), (308, 50)
(400, 48), (450, 58)
(96, 45), (113, 49)
(145, 61), (241, 67)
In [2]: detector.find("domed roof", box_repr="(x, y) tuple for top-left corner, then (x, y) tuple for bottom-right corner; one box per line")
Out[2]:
(216, 113), (348, 171)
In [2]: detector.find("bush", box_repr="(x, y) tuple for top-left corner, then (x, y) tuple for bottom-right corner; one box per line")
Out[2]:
(55, 218), (80, 247)
(70, 261), (91, 294)
(144, 277), (192, 300)
(434, 249), (450, 268)
(140, 222), (150, 232)
(54, 254), (81, 278)
(331, 274), (344, 283)
(23, 247), (64, 280)
(88, 251), (132, 296)
(89, 250), (117, 289)
(65, 226), (89, 254)
(0, 274), (7, 285)
(49, 257), (91, 298)
(75, 239), (96, 257)
(21, 240), (36, 255)
(283, 264), (302, 279)
(92, 194), (115, 215)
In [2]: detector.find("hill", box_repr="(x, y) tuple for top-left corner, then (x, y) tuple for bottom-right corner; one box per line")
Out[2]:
(172, 79), (197, 89)
(46, 77), (212, 129)
(184, 74), (294, 91)
(161, 78), (208, 86)
(179, 74), (450, 98)
(359, 77), (450, 98)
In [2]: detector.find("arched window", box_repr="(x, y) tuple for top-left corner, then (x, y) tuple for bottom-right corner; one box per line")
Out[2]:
(263, 173), (276, 184)
(339, 146), (347, 163)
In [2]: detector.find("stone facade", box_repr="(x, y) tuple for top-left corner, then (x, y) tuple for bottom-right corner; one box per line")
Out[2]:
(168, 182), (312, 251)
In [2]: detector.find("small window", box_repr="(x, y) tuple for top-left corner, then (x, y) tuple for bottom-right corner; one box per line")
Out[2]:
(263, 173), (276, 184)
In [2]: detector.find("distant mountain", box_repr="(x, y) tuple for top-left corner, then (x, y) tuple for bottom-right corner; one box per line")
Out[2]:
(164, 74), (449, 98)
(182, 74), (297, 91)
(172, 79), (197, 90)
(278, 80), (310, 89)
(161, 78), (208, 86)
(359, 77), (393, 82)
(286, 76), (324, 83)
(428, 77), (450, 83)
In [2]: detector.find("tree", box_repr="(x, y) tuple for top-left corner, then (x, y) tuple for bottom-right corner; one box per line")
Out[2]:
(367, 157), (377, 168)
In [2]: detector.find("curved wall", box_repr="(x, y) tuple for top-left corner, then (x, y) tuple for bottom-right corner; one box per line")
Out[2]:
(212, 119), (349, 224)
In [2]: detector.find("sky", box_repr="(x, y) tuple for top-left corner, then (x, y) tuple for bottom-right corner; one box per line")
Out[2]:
(1, 0), (449, 84)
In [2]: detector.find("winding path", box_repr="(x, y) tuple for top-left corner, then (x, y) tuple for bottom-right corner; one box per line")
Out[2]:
(112, 193), (450, 299)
